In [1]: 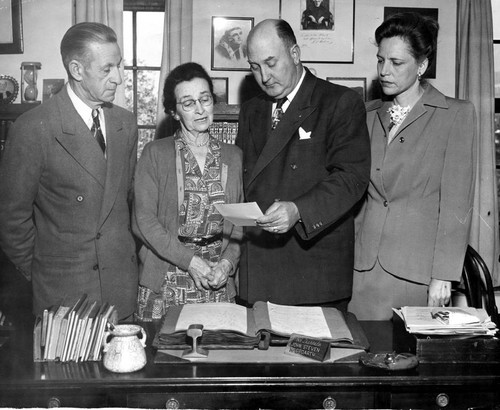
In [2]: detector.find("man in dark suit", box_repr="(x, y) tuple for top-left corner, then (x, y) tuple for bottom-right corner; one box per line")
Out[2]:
(236, 19), (370, 309)
(0, 23), (138, 320)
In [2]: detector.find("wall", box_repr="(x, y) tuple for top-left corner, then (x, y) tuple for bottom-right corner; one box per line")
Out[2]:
(0, 0), (72, 104)
(193, 0), (457, 104)
(1, 0), (457, 105)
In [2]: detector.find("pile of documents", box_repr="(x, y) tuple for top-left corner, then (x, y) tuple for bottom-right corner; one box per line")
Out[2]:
(394, 306), (498, 336)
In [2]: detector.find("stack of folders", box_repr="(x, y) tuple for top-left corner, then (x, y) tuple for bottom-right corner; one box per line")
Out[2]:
(33, 294), (117, 362)
(394, 306), (498, 336)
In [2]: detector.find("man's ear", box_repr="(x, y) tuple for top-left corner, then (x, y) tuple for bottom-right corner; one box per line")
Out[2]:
(68, 59), (84, 82)
(290, 44), (301, 65)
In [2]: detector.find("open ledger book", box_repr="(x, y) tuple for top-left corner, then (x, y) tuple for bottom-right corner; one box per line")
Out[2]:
(154, 302), (369, 350)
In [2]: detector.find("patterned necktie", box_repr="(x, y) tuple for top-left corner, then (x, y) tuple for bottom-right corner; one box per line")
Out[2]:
(271, 98), (287, 130)
(91, 108), (106, 155)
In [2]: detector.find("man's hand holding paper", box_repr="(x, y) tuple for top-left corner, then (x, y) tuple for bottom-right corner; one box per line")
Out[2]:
(214, 202), (264, 226)
(256, 201), (301, 234)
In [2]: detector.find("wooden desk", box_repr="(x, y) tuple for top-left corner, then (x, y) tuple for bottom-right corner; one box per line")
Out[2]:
(0, 320), (499, 408)
(0, 255), (499, 409)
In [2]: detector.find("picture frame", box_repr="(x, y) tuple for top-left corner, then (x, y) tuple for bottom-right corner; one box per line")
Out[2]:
(211, 77), (229, 104)
(211, 16), (254, 71)
(327, 77), (366, 101)
(0, 75), (19, 104)
(280, 0), (354, 63)
(42, 79), (65, 102)
(0, 0), (24, 54)
(384, 7), (438, 79)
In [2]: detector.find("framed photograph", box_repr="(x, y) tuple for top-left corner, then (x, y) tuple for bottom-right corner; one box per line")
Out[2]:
(327, 77), (366, 101)
(211, 16), (254, 71)
(280, 0), (354, 63)
(0, 75), (19, 104)
(384, 7), (438, 79)
(0, 0), (23, 54)
(211, 77), (229, 104)
(42, 79), (65, 102)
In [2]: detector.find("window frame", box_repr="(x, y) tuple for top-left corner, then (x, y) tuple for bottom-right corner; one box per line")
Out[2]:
(123, 0), (165, 142)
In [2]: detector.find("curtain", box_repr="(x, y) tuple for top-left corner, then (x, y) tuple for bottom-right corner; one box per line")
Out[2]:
(74, 0), (126, 108)
(155, 0), (194, 138)
(457, 0), (499, 285)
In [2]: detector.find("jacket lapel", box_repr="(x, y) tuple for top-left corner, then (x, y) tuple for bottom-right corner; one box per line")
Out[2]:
(98, 105), (127, 227)
(55, 88), (107, 187)
(247, 70), (316, 188)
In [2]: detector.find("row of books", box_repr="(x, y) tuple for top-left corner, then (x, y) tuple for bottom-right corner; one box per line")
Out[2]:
(33, 294), (117, 363)
(209, 121), (238, 145)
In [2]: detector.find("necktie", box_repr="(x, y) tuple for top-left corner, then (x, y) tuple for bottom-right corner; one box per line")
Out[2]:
(271, 98), (287, 130)
(91, 108), (106, 155)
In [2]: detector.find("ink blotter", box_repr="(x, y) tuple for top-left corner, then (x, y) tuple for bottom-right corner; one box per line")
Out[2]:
(284, 334), (330, 362)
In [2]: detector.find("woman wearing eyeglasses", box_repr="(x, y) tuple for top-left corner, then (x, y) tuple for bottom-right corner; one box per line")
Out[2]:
(133, 62), (243, 321)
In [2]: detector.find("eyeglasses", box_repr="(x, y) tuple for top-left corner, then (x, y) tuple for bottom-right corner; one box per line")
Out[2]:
(176, 94), (213, 112)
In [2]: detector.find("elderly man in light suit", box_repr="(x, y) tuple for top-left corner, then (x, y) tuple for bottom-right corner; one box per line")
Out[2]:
(0, 23), (138, 320)
(236, 19), (370, 309)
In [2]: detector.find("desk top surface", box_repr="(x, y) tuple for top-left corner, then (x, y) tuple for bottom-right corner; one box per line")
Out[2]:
(0, 319), (499, 390)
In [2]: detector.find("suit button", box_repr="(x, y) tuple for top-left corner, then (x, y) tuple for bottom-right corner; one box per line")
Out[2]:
(290, 163), (298, 170)
(96, 233), (101, 239)
(383, 200), (388, 207)
(76, 195), (84, 202)
(243, 168), (248, 174)
(399, 137), (405, 143)
(93, 264), (99, 270)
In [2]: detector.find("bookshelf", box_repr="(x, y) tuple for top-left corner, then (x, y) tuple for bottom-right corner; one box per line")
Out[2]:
(210, 103), (239, 145)
(0, 103), (39, 159)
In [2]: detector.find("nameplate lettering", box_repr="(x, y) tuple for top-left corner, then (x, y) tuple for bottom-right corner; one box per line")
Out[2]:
(284, 334), (330, 362)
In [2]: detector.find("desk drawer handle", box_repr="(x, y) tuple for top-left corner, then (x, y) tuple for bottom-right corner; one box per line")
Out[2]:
(323, 396), (337, 409)
(436, 393), (450, 408)
(165, 397), (180, 409)
(47, 397), (61, 408)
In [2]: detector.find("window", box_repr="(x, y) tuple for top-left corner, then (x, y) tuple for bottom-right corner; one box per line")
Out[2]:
(123, 0), (165, 157)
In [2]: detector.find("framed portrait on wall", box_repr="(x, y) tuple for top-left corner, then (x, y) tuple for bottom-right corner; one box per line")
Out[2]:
(211, 17), (254, 71)
(211, 77), (229, 104)
(42, 79), (65, 102)
(0, 0), (23, 54)
(280, 0), (354, 63)
(327, 77), (366, 101)
(384, 7), (438, 79)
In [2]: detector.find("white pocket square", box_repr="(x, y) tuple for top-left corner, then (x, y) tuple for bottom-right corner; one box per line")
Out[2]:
(299, 127), (311, 140)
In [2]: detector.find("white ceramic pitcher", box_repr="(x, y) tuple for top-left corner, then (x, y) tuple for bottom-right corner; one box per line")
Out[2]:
(102, 324), (147, 373)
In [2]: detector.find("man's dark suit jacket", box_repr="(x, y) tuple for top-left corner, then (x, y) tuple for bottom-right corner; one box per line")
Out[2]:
(236, 69), (370, 305)
(0, 86), (139, 319)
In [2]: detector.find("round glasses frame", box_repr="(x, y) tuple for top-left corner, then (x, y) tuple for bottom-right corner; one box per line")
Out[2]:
(176, 95), (214, 112)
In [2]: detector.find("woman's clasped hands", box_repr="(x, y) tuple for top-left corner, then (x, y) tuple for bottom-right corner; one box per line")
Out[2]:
(187, 256), (232, 291)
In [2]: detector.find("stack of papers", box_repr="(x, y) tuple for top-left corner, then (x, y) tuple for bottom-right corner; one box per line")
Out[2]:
(394, 306), (498, 336)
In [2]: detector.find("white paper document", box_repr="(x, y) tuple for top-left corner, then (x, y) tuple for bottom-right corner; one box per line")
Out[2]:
(214, 202), (264, 226)
(394, 306), (497, 336)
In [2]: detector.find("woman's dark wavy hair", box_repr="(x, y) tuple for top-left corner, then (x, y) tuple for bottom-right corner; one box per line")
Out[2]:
(163, 62), (215, 114)
(375, 12), (439, 70)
